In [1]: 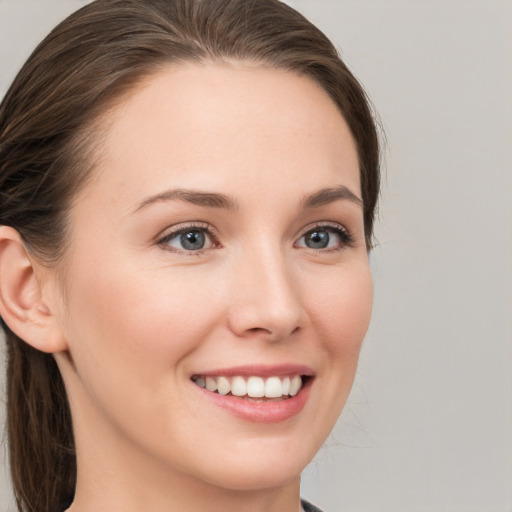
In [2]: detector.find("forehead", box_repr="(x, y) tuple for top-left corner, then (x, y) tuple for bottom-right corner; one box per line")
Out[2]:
(81, 62), (360, 210)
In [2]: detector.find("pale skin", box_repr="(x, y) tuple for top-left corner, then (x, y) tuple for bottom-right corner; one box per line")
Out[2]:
(0, 62), (372, 512)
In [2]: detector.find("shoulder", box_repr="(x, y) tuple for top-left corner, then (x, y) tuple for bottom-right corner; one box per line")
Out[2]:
(301, 498), (325, 512)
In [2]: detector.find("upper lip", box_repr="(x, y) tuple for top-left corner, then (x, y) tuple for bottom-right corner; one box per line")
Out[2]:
(191, 364), (315, 378)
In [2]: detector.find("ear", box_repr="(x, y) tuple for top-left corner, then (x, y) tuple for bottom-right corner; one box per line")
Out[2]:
(0, 226), (67, 353)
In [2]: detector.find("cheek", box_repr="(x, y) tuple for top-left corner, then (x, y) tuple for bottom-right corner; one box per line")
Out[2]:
(307, 260), (373, 359)
(60, 255), (224, 400)
(288, 259), (372, 457)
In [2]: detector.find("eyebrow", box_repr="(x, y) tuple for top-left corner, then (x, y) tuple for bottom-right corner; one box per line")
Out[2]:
(134, 188), (239, 212)
(301, 185), (363, 209)
(134, 184), (362, 214)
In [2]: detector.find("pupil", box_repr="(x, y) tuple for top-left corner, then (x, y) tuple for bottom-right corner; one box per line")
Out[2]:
(307, 230), (329, 249)
(181, 230), (205, 250)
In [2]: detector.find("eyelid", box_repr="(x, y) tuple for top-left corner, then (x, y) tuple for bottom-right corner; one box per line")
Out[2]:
(298, 221), (350, 238)
(155, 220), (354, 254)
(295, 221), (354, 250)
(157, 222), (219, 253)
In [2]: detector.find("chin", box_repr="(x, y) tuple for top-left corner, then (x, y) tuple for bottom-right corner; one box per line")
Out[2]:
(202, 461), (303, 492)
(185, 436), (315, 492)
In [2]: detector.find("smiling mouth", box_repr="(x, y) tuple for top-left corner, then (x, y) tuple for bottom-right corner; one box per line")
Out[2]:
(191, 374), (308, 400)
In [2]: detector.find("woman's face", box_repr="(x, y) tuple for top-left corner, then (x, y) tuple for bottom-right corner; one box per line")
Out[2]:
(52, 63), (372, 492)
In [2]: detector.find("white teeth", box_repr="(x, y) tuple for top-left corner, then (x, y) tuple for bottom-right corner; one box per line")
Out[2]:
(265, 377), (283, 398)
(205, 377), (217, 392)
(194, 374), (305, 398)
(247, 376), (265, 397)
(282, 377), (290, 395)
(289, 375), (302, 397)
(217, 376), (230, 395)
(195, 376), (206, 389)
(231, 376), (247, 397)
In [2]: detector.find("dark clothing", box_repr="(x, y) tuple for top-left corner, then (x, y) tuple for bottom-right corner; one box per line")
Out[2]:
(301, 499), (324, 512)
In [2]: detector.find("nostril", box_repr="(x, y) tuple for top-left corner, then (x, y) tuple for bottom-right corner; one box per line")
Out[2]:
(244, 326), (277, 340)
(248, 327), (271, 335)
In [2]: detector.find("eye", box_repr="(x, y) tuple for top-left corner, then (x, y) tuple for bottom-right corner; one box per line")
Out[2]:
(158, 224), (216, 253)
(296, 224), (352, 251)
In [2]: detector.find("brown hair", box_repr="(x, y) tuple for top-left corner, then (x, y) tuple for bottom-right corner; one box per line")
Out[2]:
(0, 1), (380, 510)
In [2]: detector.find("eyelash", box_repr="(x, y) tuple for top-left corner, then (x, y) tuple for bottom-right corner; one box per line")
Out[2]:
(296, 222), (354, 252)
(157, 222), (218, 255)
(157, 222), (354, 254)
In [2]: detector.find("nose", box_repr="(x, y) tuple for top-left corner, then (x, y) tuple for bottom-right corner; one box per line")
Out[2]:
(227, 246), (307, 342)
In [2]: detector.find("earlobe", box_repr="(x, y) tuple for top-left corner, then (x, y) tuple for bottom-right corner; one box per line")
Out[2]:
(0, 226), (67, 353)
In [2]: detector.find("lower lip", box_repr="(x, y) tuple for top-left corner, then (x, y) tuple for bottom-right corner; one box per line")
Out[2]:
(194, 379), (312, 423)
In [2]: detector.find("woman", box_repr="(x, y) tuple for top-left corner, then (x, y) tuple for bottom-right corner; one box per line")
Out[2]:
(0, 1), (380, 511)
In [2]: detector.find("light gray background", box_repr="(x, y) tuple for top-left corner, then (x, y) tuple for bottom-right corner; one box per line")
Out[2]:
(1, 0), (511, 511)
